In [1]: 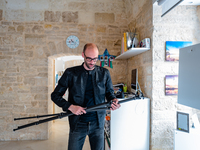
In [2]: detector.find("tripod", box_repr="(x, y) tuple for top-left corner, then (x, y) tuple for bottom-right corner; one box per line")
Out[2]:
(13, 97), (142, 131)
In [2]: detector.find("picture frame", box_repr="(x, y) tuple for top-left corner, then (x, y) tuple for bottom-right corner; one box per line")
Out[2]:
(177, 111), (189, 133)
(165, 75), (178, 95)
(166, 41), (192, 61)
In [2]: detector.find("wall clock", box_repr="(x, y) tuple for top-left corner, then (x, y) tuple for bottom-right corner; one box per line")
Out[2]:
(66, 35), (79, 49)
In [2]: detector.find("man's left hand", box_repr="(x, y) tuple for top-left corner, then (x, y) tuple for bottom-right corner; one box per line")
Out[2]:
(110, 98), (121, 110)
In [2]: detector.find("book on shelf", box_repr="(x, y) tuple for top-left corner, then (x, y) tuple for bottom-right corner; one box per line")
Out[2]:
(121, 37), (124, 54)
(123, 32), (127, 52)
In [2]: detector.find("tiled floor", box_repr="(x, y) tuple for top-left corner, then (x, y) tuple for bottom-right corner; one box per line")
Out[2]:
(0, 120), (90, 150)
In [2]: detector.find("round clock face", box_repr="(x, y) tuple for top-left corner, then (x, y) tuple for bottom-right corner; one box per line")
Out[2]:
(66, 35), (79, 49)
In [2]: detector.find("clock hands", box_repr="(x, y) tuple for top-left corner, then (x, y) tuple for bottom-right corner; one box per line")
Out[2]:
(66, 35), (79, 49)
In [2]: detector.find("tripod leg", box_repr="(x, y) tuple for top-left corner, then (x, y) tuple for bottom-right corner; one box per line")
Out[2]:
(13, 113), (73, 131)
(14, 113), (66, 121)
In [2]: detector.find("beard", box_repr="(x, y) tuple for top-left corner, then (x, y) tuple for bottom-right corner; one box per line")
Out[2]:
(84, 61), (95, 70)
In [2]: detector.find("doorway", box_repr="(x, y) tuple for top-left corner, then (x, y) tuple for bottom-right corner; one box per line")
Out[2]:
(53, 55), (84, 115)
(49, 55), (91, 149)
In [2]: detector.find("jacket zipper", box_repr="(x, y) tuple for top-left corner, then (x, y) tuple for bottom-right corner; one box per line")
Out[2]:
(82, 71), (88, 106)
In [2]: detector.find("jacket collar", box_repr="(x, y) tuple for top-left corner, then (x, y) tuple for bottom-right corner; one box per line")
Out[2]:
(81, 63), (96, 74)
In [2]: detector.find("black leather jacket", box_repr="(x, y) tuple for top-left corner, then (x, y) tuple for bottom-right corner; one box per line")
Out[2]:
(51, 63), (116, 131)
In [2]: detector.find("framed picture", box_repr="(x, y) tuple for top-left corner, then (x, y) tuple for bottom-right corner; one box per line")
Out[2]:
(165, 75), (178, 95)
(177, 111), (189, 133)
(166, 41), (192, 61)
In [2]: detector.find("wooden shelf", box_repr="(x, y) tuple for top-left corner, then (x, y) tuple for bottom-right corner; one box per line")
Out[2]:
(115, 47), (150, 59)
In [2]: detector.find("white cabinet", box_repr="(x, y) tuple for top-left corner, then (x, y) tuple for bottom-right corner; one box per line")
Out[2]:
(174, 129), (200, 150)
(106, 98), (150, 150)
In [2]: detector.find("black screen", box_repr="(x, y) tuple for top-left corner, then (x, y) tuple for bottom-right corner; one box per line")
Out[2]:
(131, 69), (137, 91)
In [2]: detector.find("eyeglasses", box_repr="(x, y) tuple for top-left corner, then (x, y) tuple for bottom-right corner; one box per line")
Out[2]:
(84, 53), (98, 62)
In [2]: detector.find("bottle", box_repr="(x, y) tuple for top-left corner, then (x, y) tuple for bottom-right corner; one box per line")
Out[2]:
(123, 84), (127, 93)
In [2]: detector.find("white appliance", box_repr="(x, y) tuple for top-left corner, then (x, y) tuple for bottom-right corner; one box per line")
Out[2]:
(105, 98), (150, 150)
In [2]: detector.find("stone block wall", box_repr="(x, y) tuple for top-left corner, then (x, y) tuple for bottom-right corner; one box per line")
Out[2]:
(151, 3), (200, 150)
(0, 0), (128, 141)
(125, 0), (153, 99)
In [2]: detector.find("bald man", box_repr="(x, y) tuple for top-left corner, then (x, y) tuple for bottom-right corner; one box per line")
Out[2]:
(51, 43), (120, 150)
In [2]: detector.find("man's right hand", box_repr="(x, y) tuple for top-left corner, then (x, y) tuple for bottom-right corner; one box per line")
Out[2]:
(68, 105), (86, 115)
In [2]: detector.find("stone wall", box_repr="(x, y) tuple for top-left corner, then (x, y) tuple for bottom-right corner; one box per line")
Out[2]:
(125, 0), (153, 100)
(152, 3), (200, 150)
(0, 0), (128, 141)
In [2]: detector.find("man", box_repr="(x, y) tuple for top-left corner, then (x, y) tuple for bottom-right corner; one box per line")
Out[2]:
(51, 43), (120, 150)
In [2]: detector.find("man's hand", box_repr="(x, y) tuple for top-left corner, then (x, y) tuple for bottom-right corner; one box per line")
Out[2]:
(110, 98), (121, 111)
(68, 105), (86, 115)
